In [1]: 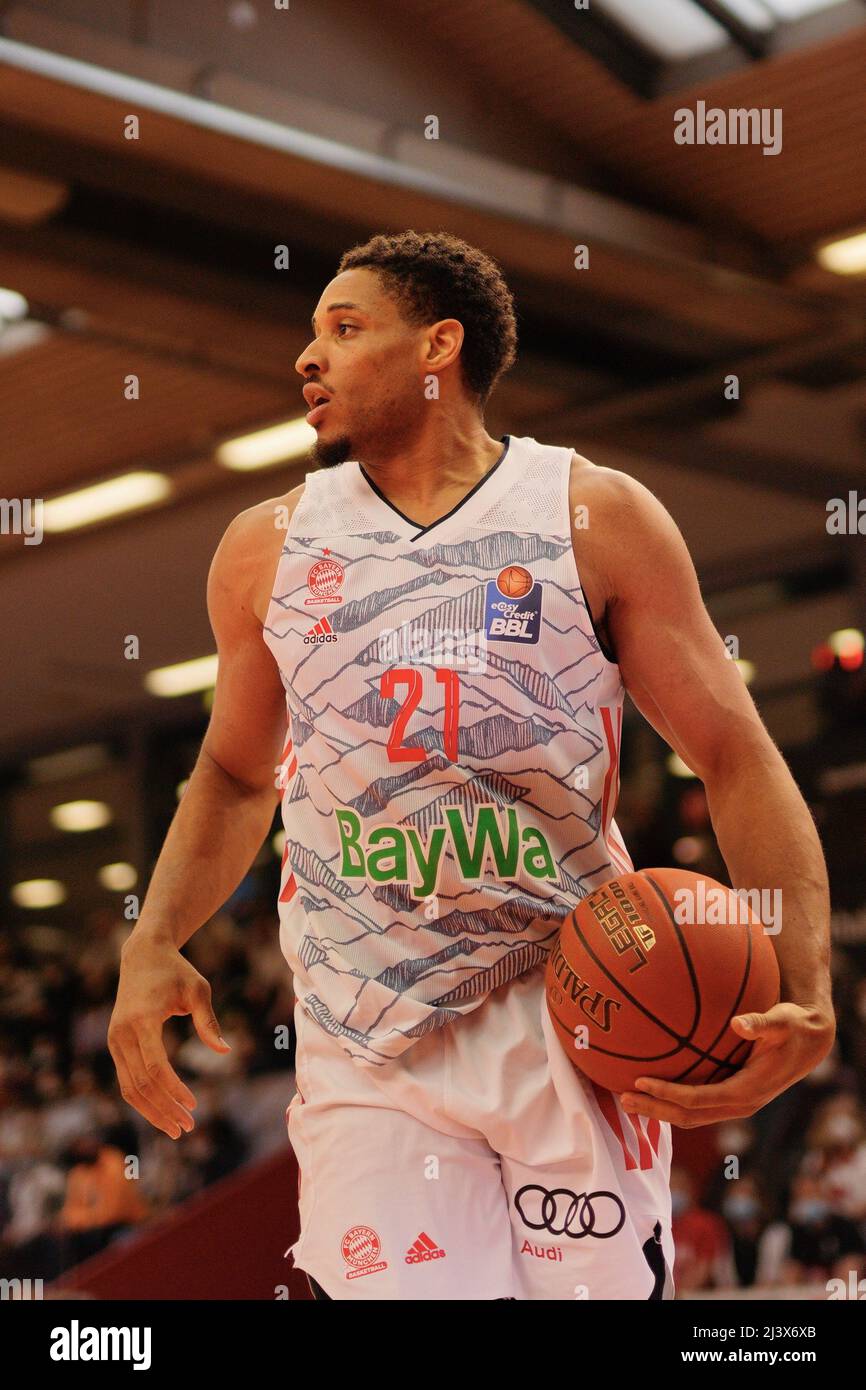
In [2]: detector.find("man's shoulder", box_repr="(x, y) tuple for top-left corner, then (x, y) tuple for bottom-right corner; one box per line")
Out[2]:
(209, 483), (308, 625)
(568, 451), (651, 513)
(232, 481), (307, 539)
(567, 450), (680, 565)
(564, 450), (687, 623)
(221, 481), (309, 561)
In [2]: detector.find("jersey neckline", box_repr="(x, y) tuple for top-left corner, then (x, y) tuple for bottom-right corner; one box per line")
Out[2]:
(357, 434), (512, 543)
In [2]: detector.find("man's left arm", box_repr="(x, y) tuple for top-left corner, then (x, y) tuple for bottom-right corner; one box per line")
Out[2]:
(581, 468), (836, 1127)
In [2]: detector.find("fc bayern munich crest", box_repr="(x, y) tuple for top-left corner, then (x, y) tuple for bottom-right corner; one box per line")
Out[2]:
(305, 555), (344, 606)
(340, 1225), (388, 1280)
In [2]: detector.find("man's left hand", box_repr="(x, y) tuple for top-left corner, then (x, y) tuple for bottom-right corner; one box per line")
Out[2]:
(619, 1002), (835, 1128)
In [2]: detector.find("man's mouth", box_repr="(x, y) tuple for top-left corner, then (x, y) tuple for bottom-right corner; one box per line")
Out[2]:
(303, 385), (333, 427)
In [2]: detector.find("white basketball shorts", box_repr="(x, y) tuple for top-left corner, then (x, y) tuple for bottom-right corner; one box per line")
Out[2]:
(285, 965), (674, 1300)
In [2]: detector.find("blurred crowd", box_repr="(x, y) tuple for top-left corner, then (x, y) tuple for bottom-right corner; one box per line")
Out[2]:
(0, 889), (296, 1281)
(618, 775), (866, 1294)
(669, 943), (866, 1293)
(2, 851), (865, 1296)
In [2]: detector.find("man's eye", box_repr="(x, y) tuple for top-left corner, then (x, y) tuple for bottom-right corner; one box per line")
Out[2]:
(337, 323), (355, 336)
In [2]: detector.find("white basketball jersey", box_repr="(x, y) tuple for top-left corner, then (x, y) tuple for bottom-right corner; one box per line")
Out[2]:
(262, 433), (633, 1067)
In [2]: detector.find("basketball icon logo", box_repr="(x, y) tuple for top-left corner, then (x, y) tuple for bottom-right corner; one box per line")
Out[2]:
(496, 565), (533, 598)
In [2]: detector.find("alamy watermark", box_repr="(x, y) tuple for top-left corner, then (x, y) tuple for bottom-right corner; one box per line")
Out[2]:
(378, 623), (488, 674)
(674, 101), (782, 157)
(674, 880), (782, 935)
(1, 1276), (43, 1299)
(49, 1320), (151, 1370)
(826, 491), (865, 535)
(0, 497), (43, 544)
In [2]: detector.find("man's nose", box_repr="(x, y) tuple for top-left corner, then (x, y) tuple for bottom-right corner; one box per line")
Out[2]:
(295, 340), (324, 378)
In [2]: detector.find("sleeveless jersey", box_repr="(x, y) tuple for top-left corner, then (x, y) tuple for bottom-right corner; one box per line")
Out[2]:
(262, 433), (633, 1067)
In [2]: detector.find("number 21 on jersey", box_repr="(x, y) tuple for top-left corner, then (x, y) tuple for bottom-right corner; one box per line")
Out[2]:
(381, 667), (460, 763)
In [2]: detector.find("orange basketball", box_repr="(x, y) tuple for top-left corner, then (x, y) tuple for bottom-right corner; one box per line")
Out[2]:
(497, 565), (533, 598)
(545, 868), (780, 1092)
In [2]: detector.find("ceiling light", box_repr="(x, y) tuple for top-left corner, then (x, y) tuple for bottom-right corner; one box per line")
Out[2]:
(714, 0), (775, 30)
(12, 879), (67, 909)
(98, 862), (137, 891)
(27, 744), (111, 784)
(0, 321), (52, 358)
(828, 628), (864, 657)
(0, 287), (28, 320)
(734, 658), (756, 684)
(673, 835), (704, 864)
(667, 752), (698, 778)
(50, 799), (112, 832)
(42, 472), (172, 532)
(762, 0), (845, 17)
(816, 229), (866, 276)
(715, 0), (844, 20)
(216, 417), (315, 471)
(145, 654), (218, 698)
(594, 0), (729, 59)
(589, 0), (849, 70)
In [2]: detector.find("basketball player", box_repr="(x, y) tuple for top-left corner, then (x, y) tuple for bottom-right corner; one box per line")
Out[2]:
(109, 231), (835, 1300)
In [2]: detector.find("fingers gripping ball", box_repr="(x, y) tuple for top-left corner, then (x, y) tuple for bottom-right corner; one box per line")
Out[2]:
(545, 868), (780, 1093)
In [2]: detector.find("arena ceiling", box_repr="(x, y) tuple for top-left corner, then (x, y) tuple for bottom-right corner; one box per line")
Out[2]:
(0, 0), (863, 761)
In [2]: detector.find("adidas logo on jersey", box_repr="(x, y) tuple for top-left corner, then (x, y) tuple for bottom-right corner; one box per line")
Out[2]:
(304, 617), (338, 644)
(405, 1231), (446, 1264)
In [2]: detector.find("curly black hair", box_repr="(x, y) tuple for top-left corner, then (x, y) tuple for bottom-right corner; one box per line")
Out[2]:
(337, 230), (517, 407)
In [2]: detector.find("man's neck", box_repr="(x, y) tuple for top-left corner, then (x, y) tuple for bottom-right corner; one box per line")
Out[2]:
(358, 422), (504, 524)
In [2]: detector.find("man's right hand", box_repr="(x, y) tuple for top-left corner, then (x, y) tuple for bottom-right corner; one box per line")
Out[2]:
(108, 932), (231, 1139)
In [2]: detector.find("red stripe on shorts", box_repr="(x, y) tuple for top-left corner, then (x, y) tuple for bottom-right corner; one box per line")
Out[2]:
(592, 1082), (638, 1171)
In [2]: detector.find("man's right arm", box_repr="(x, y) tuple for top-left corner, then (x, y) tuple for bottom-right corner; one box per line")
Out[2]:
(108, 493), (299, 1138)
(128, 500), (292, 950)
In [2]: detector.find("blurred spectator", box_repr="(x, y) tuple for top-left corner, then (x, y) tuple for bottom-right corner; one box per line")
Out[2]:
(0, 1107), (65, 1280)
(0, 878), (301, 1273)
(4, 854), (860, 1293)
(803, 1096), (866, 1223)
(71, 965), (116, 1059)
(745, 1044), (860, 1191)
(56, 1134), (149, 1266)
(174, 1006), (254, 1078)
(715, 1173), (781, 1288)
(183, 1114), (249, 1187)
(138, 1129), (201, 1214)
(760, 1174), (866, 1286)
(701, 1117), (758, 1211)
(35, 1066), (104, 1152)
(670, 1165), (731, 1291)
(838, 969), (866, 1105)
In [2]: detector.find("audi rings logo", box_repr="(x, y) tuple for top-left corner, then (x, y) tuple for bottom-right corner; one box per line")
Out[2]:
(514, 1185), (626, 1240)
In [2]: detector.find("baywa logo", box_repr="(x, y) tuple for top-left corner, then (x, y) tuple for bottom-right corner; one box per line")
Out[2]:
(335, 803), (558, 898)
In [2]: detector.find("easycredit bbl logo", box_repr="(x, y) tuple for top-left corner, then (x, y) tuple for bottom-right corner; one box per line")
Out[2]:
(484, 565), (543, 644)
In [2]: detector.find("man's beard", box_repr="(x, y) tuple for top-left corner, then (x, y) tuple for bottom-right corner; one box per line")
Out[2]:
(310, 433), (353, 469)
